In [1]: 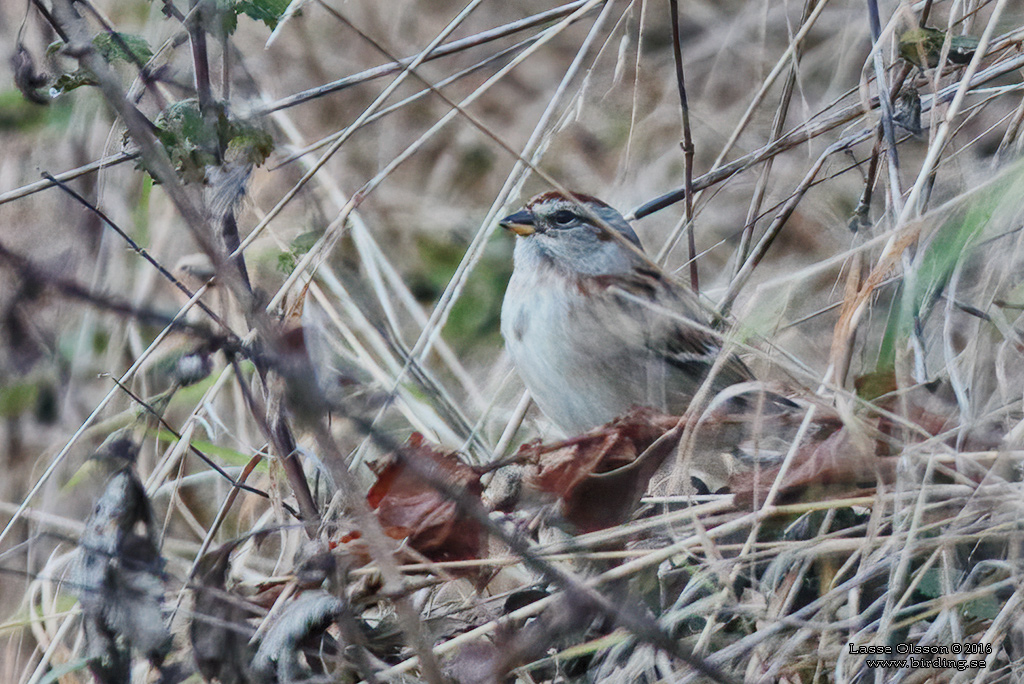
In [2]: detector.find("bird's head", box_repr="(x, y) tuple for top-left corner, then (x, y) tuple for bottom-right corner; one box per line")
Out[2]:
(499, 192), (645, 276)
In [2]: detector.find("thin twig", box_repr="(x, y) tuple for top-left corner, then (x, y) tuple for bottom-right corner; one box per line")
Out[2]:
(719, 135), (869, 316)
(0, 152), (137, 207)
(252, 0), (594, 116)
(734, 0), (817, 277)
(631, 48), (1024, 220)
(109, 378), (282, 507)
(41, 172), (229, 331)
(866, 0), (904, 217)
(668, 0), (698, 291)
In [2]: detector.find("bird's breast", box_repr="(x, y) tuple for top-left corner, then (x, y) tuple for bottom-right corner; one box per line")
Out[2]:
(501, 267), (647, 432)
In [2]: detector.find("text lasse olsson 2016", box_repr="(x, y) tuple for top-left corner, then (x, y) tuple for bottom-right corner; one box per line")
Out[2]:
(848, 642), (992, 655)
(848, 642), (992, 671)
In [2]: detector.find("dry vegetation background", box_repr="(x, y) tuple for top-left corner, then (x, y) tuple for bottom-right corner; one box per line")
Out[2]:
(3, 0), (1024, 682)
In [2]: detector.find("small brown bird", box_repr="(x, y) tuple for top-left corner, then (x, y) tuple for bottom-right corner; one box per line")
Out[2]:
(499, 191), (752, 434)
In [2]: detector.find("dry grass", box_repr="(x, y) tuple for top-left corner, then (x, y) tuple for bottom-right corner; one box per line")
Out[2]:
(2, 0), (1024, 681)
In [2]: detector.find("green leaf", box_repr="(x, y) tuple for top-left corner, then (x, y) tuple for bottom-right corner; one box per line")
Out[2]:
(152, 98), (274, 182)
(152, 429), (265, 469)
(277, 230), (321, 274)
(234, 0), (290, 29)
(154, 99), (219, 183)
(962, 593), (1001, 621)
(92, 32), (153, 65)
(225, 124), (274, 166)
(52, 68), (99, 94)
(899, 27), (978, 68)
(916, 567), (941, 598)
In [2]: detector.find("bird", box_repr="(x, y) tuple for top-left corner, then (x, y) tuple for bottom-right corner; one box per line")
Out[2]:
(499, 191), (754, 435)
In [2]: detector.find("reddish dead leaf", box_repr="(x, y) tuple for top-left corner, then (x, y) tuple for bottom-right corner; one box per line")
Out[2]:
(731, 426), (897, 508)
(367, 433), (484, 567)
(520, 408), (679, 533)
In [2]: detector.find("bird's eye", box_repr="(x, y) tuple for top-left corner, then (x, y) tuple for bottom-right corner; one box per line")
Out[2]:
(551, 210), (577, 226)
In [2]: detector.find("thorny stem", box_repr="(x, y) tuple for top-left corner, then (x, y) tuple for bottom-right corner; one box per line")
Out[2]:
(187, 0), (214, 116)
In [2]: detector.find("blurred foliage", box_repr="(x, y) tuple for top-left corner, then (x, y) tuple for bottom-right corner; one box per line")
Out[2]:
(898, 27), (979, 69)
(875, 165), (1024, 374)
(152, 99), (273, 183)
(407, 234), (512, 349)
(48, 32), (154, 95)
(277, 230), (321, 274)
(916, 568), (1002, 620)
(91, 32), (154, 64)
(0, 89), (73, 131)
(0, 381), (39, 418)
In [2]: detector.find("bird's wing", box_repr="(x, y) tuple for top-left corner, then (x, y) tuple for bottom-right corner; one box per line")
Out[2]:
(597, 269), (753, 387)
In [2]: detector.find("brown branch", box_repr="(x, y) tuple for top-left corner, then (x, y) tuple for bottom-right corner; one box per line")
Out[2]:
(227, 356), (320, 531)
(186, 0), (214, 115)
(47, 0), (318, 530)
(0, 239), (222, 343)
(668, 0), (698, 292)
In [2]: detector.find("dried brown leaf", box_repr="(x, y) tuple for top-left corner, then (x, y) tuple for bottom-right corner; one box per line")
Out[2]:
(367, 433), (484, 566)
(520, 408), (679, 532)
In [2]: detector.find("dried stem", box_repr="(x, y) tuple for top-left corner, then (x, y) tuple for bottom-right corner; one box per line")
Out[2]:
(668, 0), (698, 291)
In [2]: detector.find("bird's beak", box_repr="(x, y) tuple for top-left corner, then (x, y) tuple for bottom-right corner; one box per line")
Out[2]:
(499, 209), (537, 236)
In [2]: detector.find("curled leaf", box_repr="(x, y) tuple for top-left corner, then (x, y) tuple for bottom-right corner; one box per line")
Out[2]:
(71, 464), (171, 682)
(368, 434), (484, 566)
(251, 591), (345, 682)
(520, 408), (679, 532)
